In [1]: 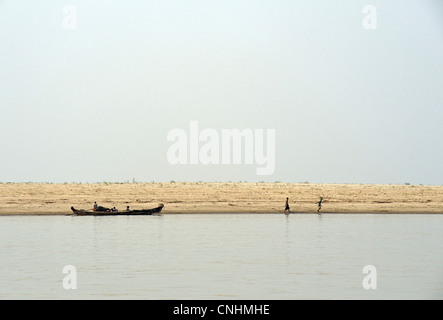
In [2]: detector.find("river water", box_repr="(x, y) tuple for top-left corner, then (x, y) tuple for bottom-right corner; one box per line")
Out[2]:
(0, 214), (442, 299)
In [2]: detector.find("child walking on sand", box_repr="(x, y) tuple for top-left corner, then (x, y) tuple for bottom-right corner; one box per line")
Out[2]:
(284, 197), (291, 214)
(317, 197), (323, 213)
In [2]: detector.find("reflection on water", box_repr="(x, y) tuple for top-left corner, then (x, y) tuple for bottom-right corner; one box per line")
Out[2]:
(0, 214), (442, 299)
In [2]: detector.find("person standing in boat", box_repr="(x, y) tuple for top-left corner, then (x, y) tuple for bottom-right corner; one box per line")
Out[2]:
(93, 201), (98, 211)
(284, 197), (291, 214)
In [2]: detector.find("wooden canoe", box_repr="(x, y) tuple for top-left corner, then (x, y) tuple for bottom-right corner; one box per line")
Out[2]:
(70, 204), (164, 216)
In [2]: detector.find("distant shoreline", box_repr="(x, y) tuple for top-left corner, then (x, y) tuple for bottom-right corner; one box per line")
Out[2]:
(1, 182), (442, 215)
(1, 212), (443, 216)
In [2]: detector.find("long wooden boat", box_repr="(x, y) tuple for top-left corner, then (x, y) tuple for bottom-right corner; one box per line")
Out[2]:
(70, 204), (164, 216)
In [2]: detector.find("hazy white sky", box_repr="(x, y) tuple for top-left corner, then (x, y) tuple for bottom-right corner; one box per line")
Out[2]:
(0, 0), (442, 184)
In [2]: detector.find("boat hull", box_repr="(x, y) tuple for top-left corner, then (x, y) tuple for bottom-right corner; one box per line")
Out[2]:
(71, 204), (164, 216)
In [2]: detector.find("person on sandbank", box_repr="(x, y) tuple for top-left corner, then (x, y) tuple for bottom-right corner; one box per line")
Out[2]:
(284, 197), (291, 214)
(317, 197), (324, 214)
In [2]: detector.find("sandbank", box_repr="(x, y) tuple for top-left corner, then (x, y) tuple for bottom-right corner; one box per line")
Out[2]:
(0, 182), (442, 215)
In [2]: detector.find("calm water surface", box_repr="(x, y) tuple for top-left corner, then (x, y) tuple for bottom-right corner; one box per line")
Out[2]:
(0, 214), (442, 299)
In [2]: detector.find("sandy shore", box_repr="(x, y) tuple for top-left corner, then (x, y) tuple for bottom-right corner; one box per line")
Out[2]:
(0, 182), (442, 215)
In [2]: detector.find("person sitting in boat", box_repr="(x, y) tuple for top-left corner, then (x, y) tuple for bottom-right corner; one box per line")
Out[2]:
(126, 206), (130, 212)
(96, 205), (110, 212)
(110, 207), (118, 212)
